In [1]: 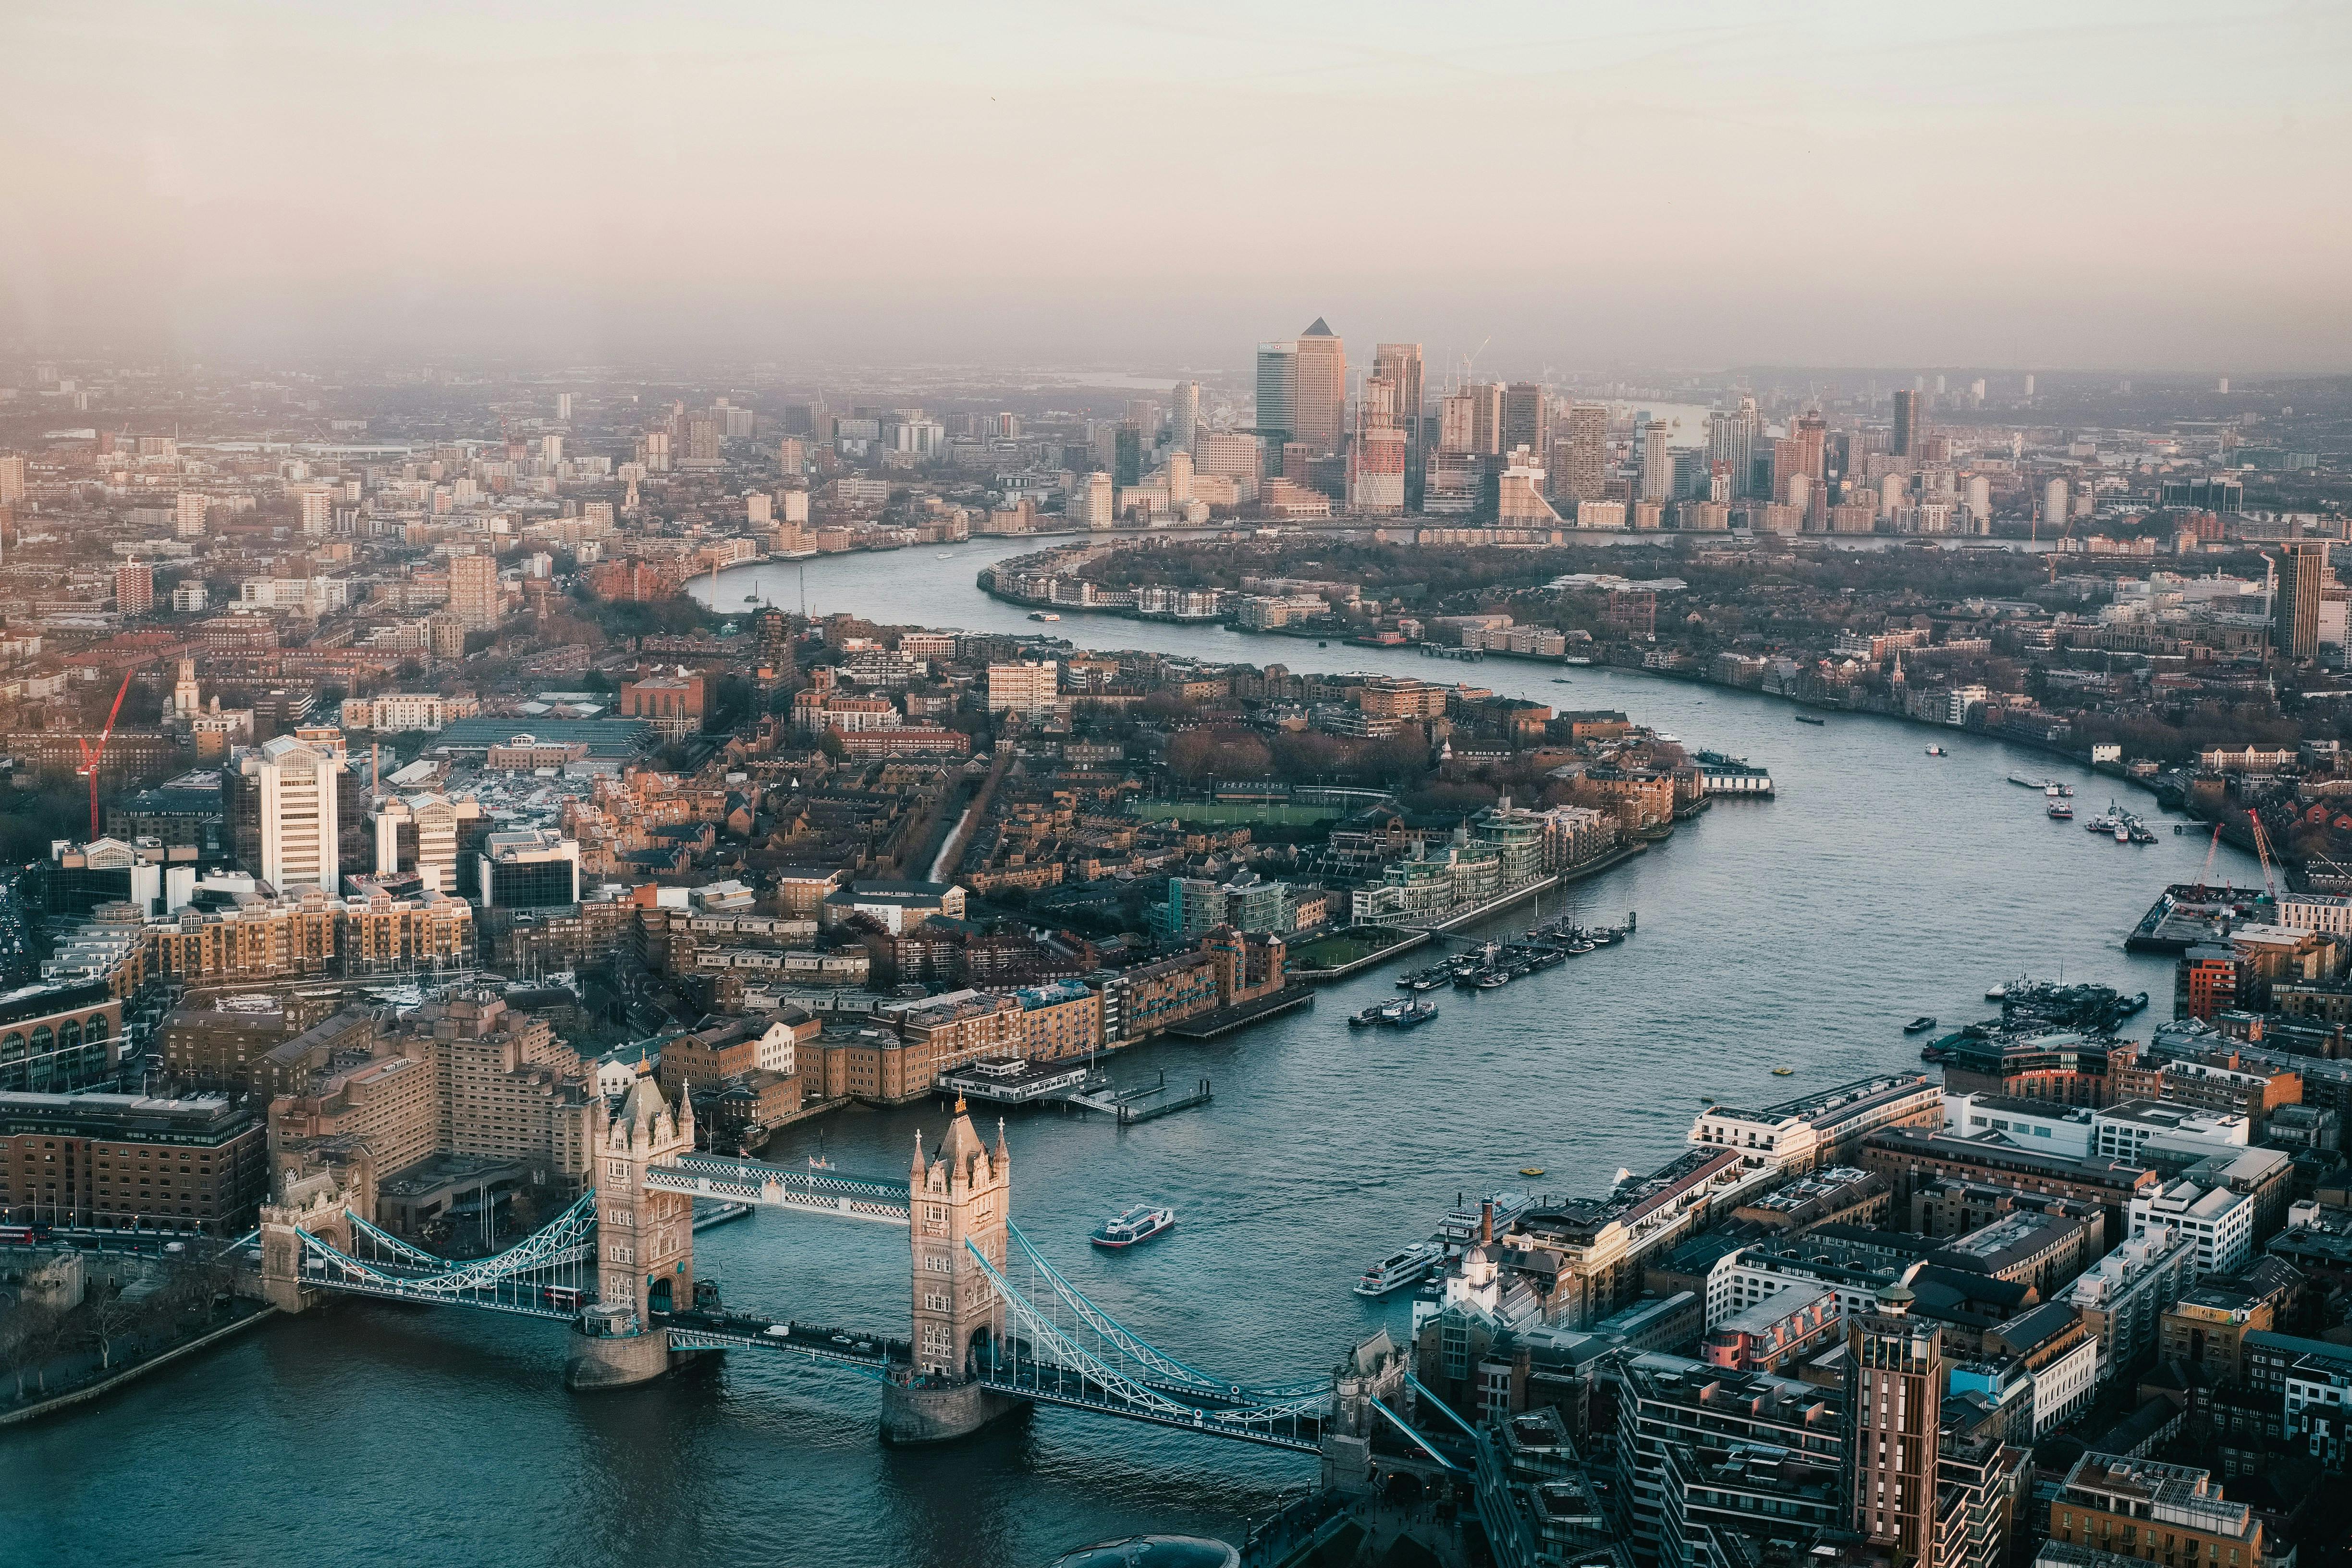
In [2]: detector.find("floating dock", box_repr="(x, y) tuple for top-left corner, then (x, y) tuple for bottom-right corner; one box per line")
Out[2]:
(2124, 883), (2275, 954)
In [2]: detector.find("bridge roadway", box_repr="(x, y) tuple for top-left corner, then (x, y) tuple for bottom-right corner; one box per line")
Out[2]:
(659, 1306), (906, 1376)
(642, 1152), (912, 1224)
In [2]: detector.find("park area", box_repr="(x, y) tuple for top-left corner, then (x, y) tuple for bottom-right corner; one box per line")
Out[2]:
(1286, 926), (1421, 976)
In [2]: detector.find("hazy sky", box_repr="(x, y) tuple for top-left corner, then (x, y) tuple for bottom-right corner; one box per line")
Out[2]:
(3, 1), (2348, 373)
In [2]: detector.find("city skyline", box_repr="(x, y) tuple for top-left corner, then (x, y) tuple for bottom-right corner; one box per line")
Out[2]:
(4, 3), (2349, 370)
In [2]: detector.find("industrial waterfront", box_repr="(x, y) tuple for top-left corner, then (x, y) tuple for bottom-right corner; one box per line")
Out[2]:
(3, 544), (2245, 1568)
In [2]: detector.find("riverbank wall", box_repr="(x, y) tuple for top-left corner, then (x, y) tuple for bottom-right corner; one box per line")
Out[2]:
(0, 1304), (278, 1429)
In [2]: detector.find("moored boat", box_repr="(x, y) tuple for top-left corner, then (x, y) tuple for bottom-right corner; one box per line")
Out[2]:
(1091, 1204), (1176, 1249)
(1356, 1241), (1442, 1297)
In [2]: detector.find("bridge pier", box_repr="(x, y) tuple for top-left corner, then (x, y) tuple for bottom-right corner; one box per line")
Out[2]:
(879, 1373), (1019, 1445)
(564, 1309), (677, 1391)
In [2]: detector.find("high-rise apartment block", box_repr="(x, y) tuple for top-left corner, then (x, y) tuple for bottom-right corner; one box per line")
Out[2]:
(450, 552), (500, 630)
(0, 453), (24, 506)
(2274, 541), (2330, 661)
(1640, 421), (1674, 502)
(987, 660), (1060, 718)
(114, 561), (153, 615)
(1848, 1284), (1942, 1562)
(1553, 404), (1608, 504)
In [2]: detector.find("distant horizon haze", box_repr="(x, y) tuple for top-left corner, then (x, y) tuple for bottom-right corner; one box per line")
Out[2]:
(3, 1), (2347, 372)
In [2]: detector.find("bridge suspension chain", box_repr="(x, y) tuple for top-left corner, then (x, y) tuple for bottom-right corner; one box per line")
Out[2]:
(1003, 1223), (1328, 1401)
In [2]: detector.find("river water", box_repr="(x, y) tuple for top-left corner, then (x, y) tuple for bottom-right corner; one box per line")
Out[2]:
(5, 540), (2247, 1568)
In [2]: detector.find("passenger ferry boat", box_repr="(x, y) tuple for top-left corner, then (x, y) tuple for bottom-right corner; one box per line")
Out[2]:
(1091, 1204), (1176, 1249)
(1355, 1241), (1442, 1297)
(2048, 800), (2073, 820)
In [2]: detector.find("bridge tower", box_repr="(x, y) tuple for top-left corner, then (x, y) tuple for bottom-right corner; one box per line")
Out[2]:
(566, 1076), (696, 1390)
(257, 1148), (375, 1313)
(881, 1096), (1018, 1444)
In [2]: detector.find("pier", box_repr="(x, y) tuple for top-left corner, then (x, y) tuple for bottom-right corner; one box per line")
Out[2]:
(1162, 985), (1316, 1038)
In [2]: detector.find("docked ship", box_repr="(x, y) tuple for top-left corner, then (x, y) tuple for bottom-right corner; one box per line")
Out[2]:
(1355, 1242), (1442, 1297)
(1090, 1204), (1176, 1249)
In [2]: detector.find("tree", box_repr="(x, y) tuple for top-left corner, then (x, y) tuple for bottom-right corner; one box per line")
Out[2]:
(80, 1281), (144, 1372)
(1165, 729), (1271, 783)
(0, 1301), (63, 1396)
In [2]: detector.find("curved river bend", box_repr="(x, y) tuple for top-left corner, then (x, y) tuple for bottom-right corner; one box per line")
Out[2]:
(4, 542), (2246, 1568)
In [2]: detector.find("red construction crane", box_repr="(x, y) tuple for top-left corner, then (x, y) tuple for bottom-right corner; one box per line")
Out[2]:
(75, 667), (138, 839)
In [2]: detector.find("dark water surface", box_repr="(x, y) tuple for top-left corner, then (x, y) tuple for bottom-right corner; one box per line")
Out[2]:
(4, 544), (2242, 1568)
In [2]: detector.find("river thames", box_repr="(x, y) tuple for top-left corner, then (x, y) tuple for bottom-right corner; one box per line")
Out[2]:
(5, 541), (2249, 1568)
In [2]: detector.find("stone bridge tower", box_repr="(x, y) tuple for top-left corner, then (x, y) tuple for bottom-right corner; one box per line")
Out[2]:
(881, 1097), (1017, 1444)
(257, 1146), (375, 1313)
(566, 1077), (696, 1390)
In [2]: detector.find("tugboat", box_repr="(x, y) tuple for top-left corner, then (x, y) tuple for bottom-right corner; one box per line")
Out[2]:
(1350, 1000), (1404, 1029)
(1091, 1204), (1176, 1250)
(1382, 1001), (1440, 1029)
(1904, 1016), (1938, 1034)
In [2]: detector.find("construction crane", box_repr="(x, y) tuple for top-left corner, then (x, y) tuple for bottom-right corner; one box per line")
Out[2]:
(2191, 821), (2224, 897)
(2247, 809), (2280, 903)
(75, 667), (138, 840)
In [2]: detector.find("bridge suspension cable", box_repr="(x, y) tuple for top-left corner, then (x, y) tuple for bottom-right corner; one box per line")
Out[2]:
(968, 1236), (1328, 1451)
(291, 1189), (600, 1319)
(1002, 1223), (1328, 1402)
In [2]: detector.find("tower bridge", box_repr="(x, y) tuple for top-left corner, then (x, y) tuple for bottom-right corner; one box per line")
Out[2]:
(257, 1078), (1447, 1480)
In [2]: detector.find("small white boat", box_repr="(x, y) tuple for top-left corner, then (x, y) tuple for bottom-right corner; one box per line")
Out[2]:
(1925, 745), (1948, 756)
(1091, 1204), (1175, 1249)
(1355, 1242), (1442, 1297)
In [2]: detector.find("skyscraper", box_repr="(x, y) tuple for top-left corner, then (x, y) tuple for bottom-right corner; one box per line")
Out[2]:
(1847, 1283), (1942, 1565)
(1892, 390), (1922, 458)
(556, 392), (573, 422)
(1349, 377), (1406, 515)
(1708, 408), (1754, 501)
(1437, 394), (1476, 455)
(1501, 382), (1549, 459)
(1254, 342), (1297, 447)
(1463, 382), (1506, 455)
(1169, 381), (1200, 454)
(1554, 404), (1608, 504)
(1372, 343), (1423, 449)
(1291, 319), (1345, 455)
(1640, 421), (1673, 502)
(2275, 541), (2330, 661)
